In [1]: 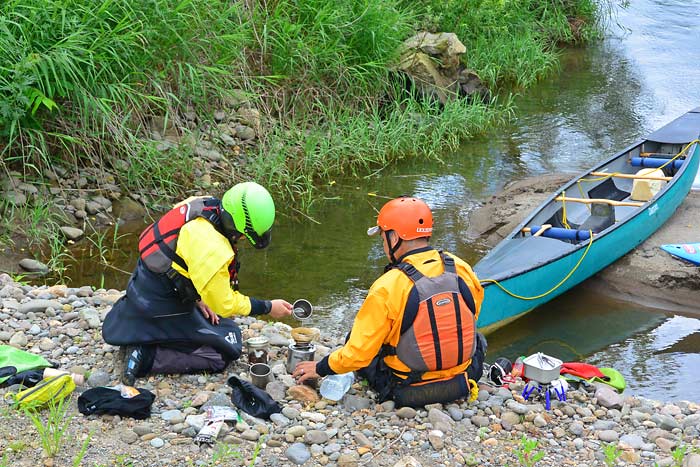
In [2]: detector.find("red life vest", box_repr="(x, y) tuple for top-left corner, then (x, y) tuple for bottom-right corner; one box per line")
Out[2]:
(138, 197), (240, 289)
(387, 253), (477, 383)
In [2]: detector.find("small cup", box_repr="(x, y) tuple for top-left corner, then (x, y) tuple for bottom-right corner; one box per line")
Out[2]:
(292, 299), (313, 320)
(249, 363), (272, 389)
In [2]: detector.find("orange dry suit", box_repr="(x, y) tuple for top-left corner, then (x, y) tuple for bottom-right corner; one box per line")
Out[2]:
(316, 247), (484, 398)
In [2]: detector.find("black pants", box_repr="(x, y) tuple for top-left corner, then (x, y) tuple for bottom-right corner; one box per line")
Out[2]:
(359, 332), (487, 404)
(135, 344), (229, 377)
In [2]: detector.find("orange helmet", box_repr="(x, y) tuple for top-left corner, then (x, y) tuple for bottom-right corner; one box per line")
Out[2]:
(367, 197), (433, 240)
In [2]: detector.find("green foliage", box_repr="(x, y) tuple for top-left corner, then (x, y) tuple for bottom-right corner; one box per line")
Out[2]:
(72, 432), (92, 467)
(401, 0), (608, 87)
(671, 444), (688, 467)
(515, 434), (545, 467)
(603, 442), (621, 467)
(1, 0), (606, 211)
(24, 396), (73, 458)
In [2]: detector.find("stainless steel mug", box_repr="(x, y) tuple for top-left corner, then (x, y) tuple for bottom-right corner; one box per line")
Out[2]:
(249, 363), (272, 389)
(285, 343), (316, 373)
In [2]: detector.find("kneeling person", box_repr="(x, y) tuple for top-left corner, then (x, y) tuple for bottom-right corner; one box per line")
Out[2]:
(102, 182), (292, 385)
(293, 196), (485, 406)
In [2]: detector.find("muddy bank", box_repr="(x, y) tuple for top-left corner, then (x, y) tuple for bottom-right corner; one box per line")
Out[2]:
(466, 174), (700, 314)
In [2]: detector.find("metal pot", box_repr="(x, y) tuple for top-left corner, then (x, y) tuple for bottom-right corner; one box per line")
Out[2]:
(523, 352), (562, 384)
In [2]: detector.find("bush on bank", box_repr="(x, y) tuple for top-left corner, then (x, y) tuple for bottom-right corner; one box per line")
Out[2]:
(1, 0), (604, 212)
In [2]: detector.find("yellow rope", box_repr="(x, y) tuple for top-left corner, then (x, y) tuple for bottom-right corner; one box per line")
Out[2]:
(560, 190), (572, 229)
(481, 230), (594, 300)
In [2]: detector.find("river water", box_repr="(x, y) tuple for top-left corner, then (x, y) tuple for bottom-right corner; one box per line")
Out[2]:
(66, 0), (700, 401)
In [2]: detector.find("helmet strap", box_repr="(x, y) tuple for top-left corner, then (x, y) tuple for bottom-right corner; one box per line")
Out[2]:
(384, 230), (403, 265)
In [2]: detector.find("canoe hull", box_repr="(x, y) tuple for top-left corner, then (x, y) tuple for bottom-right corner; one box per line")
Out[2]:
(475, 110), (700, 332)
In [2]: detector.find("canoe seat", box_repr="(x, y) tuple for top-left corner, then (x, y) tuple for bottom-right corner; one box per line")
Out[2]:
(587, 178), (630, 202)
(578, 203), (615, 233)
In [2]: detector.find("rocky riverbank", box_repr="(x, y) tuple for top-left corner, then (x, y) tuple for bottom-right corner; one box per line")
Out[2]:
(466, 174), (700, 315)
(1, 274), (700, 467)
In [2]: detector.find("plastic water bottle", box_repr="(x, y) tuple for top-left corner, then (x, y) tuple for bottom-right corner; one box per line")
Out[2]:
(319, 373), (355, 401)
(511, 356), (525, 379)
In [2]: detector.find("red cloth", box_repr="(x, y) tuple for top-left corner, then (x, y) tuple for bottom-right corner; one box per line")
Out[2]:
(560, 362), (605, 379)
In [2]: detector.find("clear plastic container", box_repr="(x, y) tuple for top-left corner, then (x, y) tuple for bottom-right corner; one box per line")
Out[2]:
(511, 356), (525, 379)
(319, 373), (355, 401)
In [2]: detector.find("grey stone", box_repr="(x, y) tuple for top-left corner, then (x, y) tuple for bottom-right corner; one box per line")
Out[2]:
(270, 413), (291, 427)
(9, 331), (27, 348)
(619, 434), (644, 450)
(235, 125), (256, 141)
(87, 370), (111, 388)
(505, 400), (531, 415)
(285, 442), (311, 465)
(304, 429), (329, 445)
(120, 430), (139, 444)
(568, 422), (584, 436)
(19, 299), (61, 314)
(241, 429), (260, 441)
(652, 414), (680, 431)
(282, 407), (300, 420)
(684, 453), (700, 467)
(38, 337), (56, 351)
(201, 393), (232, 409)
(447, 406), (463, 421)
(18, 259), (49, 274)
(428, 408), (454, 431)
(286, 425), (306, 438)
(60, 226), (84, 241)
(133, 424), (154, 436)
(471, 415), (490, 428)
(428, 430), (444, 450)
(396, 407), (417, 419)
(265, 381), (287, 401)
(682, 414), (700, 429)
(597, 430), (619, 442)
(150, 438), (165, 448)
(161, 409), (185, 424)
(344, 395), (371, 412)
(79, 307), (101, 329)
(595, 386), (623, 410)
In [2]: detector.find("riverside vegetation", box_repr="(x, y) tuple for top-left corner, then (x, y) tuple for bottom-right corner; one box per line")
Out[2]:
(1, 0), (610, 275)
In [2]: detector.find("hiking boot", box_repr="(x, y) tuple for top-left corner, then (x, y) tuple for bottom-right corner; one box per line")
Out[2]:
(123, 345), (145, 387)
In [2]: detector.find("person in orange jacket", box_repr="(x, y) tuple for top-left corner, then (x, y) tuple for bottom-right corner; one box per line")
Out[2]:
(294, 196), (486, 405)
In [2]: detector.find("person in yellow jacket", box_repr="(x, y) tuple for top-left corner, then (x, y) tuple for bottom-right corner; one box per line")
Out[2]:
(294, 196), (486, 406)
(102, 182), (292, 386)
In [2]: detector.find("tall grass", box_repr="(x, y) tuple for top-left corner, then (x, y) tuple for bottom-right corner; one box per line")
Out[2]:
(1, 0), (605, 211)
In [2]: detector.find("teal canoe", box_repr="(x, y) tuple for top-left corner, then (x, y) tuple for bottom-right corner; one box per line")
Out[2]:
(475, 107), (700, 333)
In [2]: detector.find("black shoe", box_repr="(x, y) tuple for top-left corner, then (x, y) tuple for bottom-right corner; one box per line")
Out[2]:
(123, 346), (145, 387)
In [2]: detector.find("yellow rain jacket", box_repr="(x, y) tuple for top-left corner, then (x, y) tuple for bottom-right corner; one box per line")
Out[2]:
(170, 215), (254, 318)
(320, 248), (483, 381)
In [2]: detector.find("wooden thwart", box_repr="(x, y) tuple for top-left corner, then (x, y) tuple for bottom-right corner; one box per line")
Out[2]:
(590, 171), (672, 181)
(555, 196), (643, 207)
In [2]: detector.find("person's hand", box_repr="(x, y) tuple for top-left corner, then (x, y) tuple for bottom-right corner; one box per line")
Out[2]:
(196, 300), (219, 325)
(268, 299), (292, 319)
(292, 360), (319, 384)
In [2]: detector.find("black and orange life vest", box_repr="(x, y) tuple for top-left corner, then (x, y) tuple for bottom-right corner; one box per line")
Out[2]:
(138, 197), (240, 290)
(386, 252), (477, 383)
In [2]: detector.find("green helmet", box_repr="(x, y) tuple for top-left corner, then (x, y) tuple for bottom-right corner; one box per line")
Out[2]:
(221, 182), (275, 249)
